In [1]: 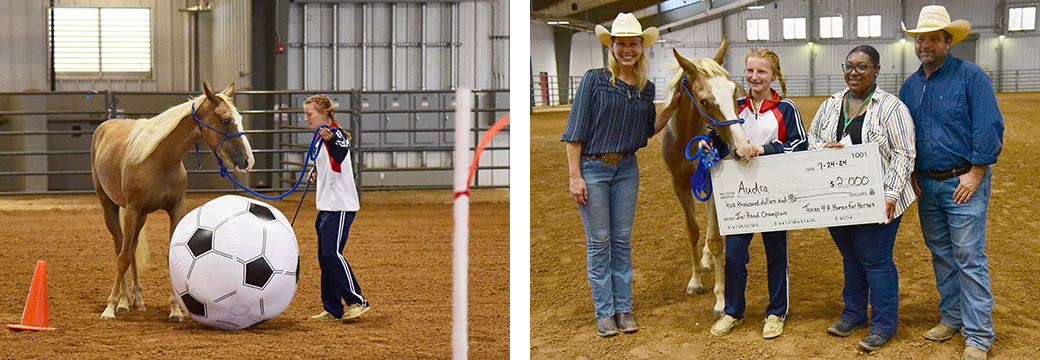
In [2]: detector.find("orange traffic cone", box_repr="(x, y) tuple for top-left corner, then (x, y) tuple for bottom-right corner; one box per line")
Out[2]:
(7, 261), (56, 331)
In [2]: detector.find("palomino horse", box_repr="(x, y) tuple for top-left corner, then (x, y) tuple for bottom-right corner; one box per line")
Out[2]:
(662, 37), (754, 315)
(91, 82), (254, 320)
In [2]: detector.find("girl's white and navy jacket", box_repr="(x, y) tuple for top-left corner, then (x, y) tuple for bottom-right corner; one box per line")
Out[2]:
(714, 88), (807, 157)
(313, 127), (360, 212)
(738, 88), (808, 154)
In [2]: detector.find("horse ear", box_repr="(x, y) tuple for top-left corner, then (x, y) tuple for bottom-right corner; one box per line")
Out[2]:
(203, 82), (218, 103)
(672, 48), (696, 75)
(222, 83), (235, 97)
(733, 80), (747, 99)
(713, 35), (728, 65)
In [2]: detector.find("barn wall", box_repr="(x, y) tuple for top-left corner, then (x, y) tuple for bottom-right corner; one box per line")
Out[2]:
(539, 0), (1040, 98)
(287, 0), (508, 91)
(0, 0), (49, 91)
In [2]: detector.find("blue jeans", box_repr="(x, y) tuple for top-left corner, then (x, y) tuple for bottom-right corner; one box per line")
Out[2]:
(828, 216), (903, 338)
(724, 231), (789, 320)
(917, 168), (994, 351)
(577, 155), (639, 318)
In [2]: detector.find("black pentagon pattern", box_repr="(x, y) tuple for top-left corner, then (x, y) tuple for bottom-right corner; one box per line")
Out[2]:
(187, 228), (214, 257)
(248, 203), (276, 222)
(181, 292), (206, 317)
(244, 257), (274, 288)
(295, 256), (300, 284)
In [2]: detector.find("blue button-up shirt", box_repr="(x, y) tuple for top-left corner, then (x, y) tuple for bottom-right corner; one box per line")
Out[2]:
(899, 55), (1003, 172)
(561, 68), (656, 155)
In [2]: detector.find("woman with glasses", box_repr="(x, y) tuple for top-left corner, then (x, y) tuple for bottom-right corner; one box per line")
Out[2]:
(807, 45), (916, 352)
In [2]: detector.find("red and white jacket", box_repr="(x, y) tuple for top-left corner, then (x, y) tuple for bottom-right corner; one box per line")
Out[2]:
(313, 127), (359, 212)
(736, 88), (808, 155)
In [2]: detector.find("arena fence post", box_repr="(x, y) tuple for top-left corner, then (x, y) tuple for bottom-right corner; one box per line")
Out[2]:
(452, 87), (472, 359)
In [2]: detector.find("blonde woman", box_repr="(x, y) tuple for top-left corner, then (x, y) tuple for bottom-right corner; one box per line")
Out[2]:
(710, 47), (807, 339)
(560, 12), (679, 337)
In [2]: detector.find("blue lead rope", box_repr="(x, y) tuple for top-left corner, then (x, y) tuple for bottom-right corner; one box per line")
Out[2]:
(679, 73), (745, 202)
(192, 103), (329, 200)
(685, 134), (718, 202)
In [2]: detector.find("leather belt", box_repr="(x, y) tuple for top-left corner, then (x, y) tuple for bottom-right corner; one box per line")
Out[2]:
(582, 153), (633, 165)
(923, 163), (972, 181)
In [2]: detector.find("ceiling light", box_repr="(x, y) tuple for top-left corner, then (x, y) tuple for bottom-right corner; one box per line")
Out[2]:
(747, 5), (765, 10)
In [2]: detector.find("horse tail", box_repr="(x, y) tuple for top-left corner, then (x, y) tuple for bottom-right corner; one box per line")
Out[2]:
(118, 208), (149, 271)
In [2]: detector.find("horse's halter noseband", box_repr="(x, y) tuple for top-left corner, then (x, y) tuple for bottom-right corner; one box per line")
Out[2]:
(191, 101), (246, 169)
(680, 73), (746, 202)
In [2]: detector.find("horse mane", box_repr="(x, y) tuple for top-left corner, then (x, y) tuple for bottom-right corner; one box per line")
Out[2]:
(124, 93), (236, 166)
(665, 57), (732, 93)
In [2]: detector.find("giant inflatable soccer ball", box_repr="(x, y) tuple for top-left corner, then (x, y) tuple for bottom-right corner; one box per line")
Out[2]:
(169, 195), (299, 330)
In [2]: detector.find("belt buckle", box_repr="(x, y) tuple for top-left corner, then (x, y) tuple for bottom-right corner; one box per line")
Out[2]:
(601, 153), (621, 164)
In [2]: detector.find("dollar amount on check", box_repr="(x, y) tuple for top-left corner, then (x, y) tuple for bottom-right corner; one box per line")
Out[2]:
(709, 143), (886, 235)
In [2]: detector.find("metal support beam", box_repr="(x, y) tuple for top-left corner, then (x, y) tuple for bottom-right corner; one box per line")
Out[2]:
(552, 27), (573, 104)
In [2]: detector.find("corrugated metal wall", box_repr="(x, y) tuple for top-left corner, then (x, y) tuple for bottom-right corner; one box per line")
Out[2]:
(537, 0), (1040, 97)
(0, 0), (49, 91)
(210, 0), (251, 90)
(288, 1), (507, 91)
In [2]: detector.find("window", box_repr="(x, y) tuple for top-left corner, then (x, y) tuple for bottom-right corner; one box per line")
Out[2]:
(857, 15), (881, 37)
(1009, 6), (1036, 31)
(747, 18), (769, 41)
(820, 16), (843, 39)
(53, 7), (151, 75)
(783, 17), (806, 40)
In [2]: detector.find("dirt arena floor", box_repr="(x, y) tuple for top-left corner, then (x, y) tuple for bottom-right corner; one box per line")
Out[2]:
(0, 189), (508, 359)
(531, 92), (1040, 359)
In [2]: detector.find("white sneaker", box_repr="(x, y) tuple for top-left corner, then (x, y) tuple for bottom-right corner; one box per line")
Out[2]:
(309, 311), (336, 320)
(342, 304), (370, 320)
(710, 315), (743, 336)
(762, 315), (784, 339)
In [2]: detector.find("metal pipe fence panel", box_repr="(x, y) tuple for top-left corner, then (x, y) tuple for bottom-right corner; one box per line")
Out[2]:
(0, 89), (509, 195)
(533, 70), (1040, 107)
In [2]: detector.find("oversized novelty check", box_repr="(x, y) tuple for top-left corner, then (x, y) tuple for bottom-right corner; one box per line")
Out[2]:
(709, 143), (886, 235)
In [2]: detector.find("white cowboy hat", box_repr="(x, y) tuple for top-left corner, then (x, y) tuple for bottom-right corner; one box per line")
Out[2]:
(595, 13), (659, 47)
(901, 5), (971, 45)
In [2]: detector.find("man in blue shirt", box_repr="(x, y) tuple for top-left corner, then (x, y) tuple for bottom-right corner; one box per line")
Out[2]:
(899, 6), (1003, 360)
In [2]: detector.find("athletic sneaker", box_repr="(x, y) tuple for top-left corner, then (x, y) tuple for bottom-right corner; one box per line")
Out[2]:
(342, 303), (370, 320)
(827, 319), (868, 337)
(309, 311), (337, 320)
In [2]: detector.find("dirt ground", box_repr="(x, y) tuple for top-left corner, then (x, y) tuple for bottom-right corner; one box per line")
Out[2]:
(0, 189), (509, 359)
(530, 93), (1040, 359)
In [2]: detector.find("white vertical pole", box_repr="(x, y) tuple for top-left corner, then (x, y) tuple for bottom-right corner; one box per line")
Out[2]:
(452, 87), (472, 359)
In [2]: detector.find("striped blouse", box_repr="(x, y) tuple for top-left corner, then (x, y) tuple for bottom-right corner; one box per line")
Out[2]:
(560, 68), (656, 155)
(808, 88), (917, 218)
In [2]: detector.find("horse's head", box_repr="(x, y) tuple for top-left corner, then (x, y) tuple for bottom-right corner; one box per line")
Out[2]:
(672, 37), (754, 160)
(197, 82), (254, 172)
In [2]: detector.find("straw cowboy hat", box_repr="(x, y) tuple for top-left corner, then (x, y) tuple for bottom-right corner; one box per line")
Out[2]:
(595, 13), (659, 47)
(901, 5), (971, 45)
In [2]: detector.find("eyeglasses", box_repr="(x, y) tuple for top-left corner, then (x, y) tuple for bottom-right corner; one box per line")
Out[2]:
(841, 64), (875, 74)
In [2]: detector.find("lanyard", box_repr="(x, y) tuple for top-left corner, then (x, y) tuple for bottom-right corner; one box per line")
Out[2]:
(843, 88), (875, 133)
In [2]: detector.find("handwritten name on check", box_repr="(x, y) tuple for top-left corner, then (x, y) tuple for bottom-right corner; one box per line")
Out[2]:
(709, 143), (886, 235)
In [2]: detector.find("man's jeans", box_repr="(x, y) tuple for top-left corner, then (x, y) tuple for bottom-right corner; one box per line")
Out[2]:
(917, 167), (994, 351)
(577, 155), (639, 318)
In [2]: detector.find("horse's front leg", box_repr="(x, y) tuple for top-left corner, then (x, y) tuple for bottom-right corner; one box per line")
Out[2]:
(102, 210), (146, 319)
(706, 196), (726, 316)
(671, 179), (706, 295)
(166, 202), (187, 321)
